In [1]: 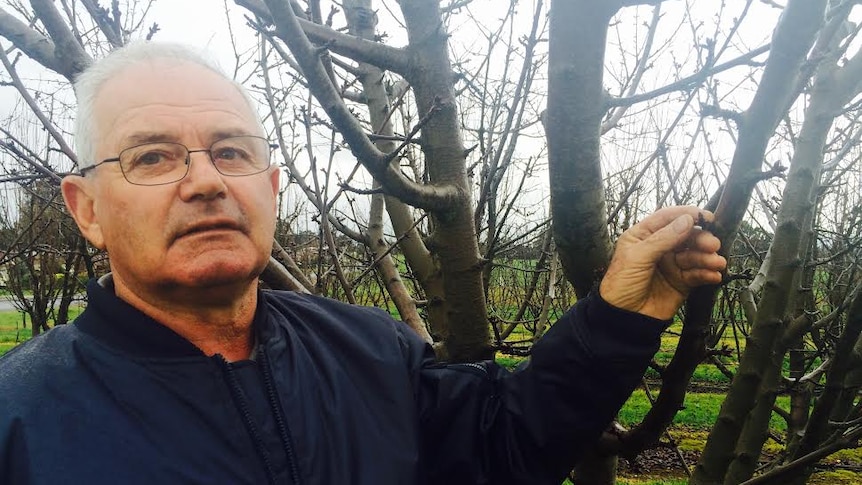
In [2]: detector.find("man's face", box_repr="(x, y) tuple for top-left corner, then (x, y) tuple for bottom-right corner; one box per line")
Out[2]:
(63, 60), (279, 300)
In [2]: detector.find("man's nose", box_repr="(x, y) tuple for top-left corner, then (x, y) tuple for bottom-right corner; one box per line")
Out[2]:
(179, 149), (227, 200)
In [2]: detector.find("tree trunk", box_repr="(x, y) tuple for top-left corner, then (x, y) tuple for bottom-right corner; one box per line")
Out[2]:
(398, 0), (492, 361)
(344, 0), (431, 342)
(261, 0), (492, 360)
(785, 236), (817, 448)
(693, 5), (855, 480)
(783, 283), (862, 484)
(572, 450), (617, 485)
(546, 0), (617, 298)
(545, 2), (639, 481)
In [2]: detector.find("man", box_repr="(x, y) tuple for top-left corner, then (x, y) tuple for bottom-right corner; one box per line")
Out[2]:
(0, 43), (726, 484)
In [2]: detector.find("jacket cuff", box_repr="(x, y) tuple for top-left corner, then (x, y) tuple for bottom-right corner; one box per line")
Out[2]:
(585, 292), (670, 346)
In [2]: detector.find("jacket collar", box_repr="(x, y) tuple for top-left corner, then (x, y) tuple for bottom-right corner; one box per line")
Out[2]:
(75, 276), (269, 359)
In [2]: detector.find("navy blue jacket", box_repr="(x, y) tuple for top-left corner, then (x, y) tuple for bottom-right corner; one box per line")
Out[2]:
(0, 279), (666, 484)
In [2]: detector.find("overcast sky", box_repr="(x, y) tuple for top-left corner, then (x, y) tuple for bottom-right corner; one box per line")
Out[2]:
(0, 0), (828, 231)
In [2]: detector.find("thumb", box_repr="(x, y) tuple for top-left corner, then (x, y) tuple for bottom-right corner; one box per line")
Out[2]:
(641, 214), (693, 260)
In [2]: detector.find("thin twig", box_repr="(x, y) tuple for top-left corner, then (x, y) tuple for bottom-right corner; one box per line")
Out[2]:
(349, 213), (429, 288)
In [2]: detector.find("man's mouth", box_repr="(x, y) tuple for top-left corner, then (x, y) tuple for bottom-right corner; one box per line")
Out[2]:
(175, 220), (244, 240)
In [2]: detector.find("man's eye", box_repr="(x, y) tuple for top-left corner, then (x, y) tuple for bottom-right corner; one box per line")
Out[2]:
(135, 151), (165, 165)
(213, 147), (250, 161)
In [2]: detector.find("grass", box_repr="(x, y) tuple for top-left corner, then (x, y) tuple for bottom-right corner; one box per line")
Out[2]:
(495, 354), (526, 370)
(619, 390), (791, 432)
(617, 480), (687, 485)
(3, 308), (859, 484)
(810, 469), (862, 484)
(563, 478), (687, 484)
(0, 311), (30, 357)
(0, 307), (83, 357)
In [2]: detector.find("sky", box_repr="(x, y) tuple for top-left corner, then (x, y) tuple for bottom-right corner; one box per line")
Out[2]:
(0, 1), (253, 115)
(146, 0), (256, 69)
(0, 0), (775, 223)
(4, 0), (852, 235)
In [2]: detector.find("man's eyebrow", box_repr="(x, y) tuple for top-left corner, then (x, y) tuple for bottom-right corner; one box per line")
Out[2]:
(211, 130), (256, 140)
(120, 130), (259, 148)
(123, 132), (180, 145)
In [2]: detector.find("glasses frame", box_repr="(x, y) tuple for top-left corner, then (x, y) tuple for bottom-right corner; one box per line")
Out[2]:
(79, 136), (278, 186)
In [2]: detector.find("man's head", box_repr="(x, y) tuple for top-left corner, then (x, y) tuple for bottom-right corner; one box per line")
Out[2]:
(61, 43), (280, 305)
(73, 43), (261, 170)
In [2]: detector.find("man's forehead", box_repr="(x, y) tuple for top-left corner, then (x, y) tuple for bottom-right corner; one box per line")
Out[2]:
(93, 60), (254, 120)
(92, 60), (261, 149)
(119, 129), (260, 146)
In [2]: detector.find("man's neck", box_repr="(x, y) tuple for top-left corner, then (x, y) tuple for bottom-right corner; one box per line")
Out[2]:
(105, 273), (258, 361)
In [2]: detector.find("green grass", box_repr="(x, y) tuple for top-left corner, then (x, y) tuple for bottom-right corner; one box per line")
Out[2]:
(618, 390), (791, 432)
(617, 480), (687, 485)
(495, 354), (526, 370)
(3, 307), (858, 484)
(0, 307), (83, 357)
(810, 469), (862, 484)
(645, 364), (732, 384)
(564, 479), (686, 485)
(0, 311), (30, 356)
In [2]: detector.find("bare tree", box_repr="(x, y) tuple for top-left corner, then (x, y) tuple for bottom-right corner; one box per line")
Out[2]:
(3, 1), (862, 483)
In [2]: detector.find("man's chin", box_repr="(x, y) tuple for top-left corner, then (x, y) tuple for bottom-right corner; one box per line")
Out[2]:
(170, 259), (265, 289)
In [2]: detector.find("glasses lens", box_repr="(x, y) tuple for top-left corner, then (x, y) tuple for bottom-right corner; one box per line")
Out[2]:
(119, 142), (189, 185)
(210, 136), (272, 176)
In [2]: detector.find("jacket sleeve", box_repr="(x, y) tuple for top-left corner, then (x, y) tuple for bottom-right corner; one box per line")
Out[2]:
(0, 418), (29, 485)
(408, 292), (668, 485)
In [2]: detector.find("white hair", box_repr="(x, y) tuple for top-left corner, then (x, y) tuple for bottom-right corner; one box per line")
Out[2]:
(74, 42), (260, 168)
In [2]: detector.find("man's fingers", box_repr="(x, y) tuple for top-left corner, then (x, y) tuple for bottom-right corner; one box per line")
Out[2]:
(628, 206), (714, 240)
(640, 214), (696, 260)
(680, 268), (724, 286)
(675, 250), (727, 271)
(681, 230), (721, 254)
(672, 234), (714, 254)
(659, 251), (725, 292)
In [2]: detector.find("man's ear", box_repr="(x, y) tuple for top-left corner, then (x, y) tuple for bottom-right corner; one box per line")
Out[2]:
(61, 176), (106, 249)
(268, 167), (280, 214)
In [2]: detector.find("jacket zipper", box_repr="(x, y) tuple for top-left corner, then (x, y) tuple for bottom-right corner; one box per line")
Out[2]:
(459, 362), (488, 374)
(217, 355), (278, 485)
(258, 345), (302, 485)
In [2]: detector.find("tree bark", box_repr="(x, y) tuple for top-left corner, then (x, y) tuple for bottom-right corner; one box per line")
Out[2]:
(784, 277), (862, 482)
(29, 0), (91, 81)
(259, 0), (492, 360)
(343, 0), (436, 343)
(546, 0), (617, 298)
(692, 4), (850, 481)
(398, 0), (491, 360)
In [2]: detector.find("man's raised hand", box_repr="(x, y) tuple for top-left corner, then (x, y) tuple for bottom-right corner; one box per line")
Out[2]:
(599, 206), (727, 321)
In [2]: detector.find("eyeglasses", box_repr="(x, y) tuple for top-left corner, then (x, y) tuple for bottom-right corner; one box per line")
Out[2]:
(79, 136), (277, 186)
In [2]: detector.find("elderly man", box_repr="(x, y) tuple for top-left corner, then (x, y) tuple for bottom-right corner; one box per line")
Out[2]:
(0, 43), (726, 485)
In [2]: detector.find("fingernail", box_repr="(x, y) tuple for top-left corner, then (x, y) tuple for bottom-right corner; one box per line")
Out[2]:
(673, 215), (690, 234)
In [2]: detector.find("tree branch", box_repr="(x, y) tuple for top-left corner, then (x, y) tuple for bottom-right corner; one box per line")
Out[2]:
(738, 424), (862, 485)
(350, 212), (428, 288)
(601, 2), (661, 133)
(260, 0), (459, 211)
(29, 0), (91, 81)
(607, 44), (771, 108)
(260, 256), (311, 293)
(236, 0), (410, 75)
(271, 240), (315, 292)
(0, 46), (77, 165)
(0, 6), (63, 74)
(0, 136), (63, 185)
(337, 183), (385, 195)
(701, 104), (744, 128)
(79, 0), (123, 48)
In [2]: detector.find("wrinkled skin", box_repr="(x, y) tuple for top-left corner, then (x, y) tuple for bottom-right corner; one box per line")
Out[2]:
(600, 206), (727, 320)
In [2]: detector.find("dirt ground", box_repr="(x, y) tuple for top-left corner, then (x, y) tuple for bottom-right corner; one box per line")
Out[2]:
(617, 447), (862, 484)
